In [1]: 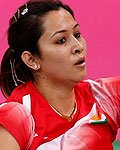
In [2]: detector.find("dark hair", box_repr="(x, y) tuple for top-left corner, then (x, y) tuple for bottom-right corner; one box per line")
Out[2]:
(0, 0), (75, 98)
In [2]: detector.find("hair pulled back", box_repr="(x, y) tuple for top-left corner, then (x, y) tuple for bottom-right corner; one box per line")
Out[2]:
(0, 0), (75, 98)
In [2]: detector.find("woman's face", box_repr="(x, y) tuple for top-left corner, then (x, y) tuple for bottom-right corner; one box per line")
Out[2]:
(37, 8), (87, 85)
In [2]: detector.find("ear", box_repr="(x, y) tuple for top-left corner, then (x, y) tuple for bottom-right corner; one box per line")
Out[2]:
(21, 51), (40, 70)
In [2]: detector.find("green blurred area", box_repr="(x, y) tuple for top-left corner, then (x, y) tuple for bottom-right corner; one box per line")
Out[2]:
(113, 140), (120, 150)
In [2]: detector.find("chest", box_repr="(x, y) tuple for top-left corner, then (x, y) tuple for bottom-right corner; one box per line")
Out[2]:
(29, 100), (115, 150)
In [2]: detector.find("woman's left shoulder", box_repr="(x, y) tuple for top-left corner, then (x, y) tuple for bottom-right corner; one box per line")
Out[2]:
(85, 76), (120, 89)
(85, 76), (120, 128)
(95, 76), (120, 85)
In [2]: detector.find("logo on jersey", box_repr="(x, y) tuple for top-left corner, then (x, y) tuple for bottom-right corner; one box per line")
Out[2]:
(89, 103), (108, 124)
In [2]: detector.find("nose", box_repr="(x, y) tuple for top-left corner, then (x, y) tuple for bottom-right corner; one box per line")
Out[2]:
(71, 38), (84, 55)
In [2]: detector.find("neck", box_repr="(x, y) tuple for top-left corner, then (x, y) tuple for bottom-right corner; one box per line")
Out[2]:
(34, 75), (76, 116)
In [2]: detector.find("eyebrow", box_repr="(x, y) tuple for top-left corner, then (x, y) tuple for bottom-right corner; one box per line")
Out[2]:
(51, 23), (79, 39)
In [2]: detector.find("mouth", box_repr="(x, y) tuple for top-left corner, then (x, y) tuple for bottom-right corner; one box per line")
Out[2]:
(74, 57), (86, 67)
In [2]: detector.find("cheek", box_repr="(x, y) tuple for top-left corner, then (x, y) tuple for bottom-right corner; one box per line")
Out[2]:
(42, 46), (69, 63)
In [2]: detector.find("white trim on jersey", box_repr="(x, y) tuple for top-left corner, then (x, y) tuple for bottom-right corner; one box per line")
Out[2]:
(22, 94), (31, 112)
(0, 103), (7, 108)
(22, 94), (37, 137)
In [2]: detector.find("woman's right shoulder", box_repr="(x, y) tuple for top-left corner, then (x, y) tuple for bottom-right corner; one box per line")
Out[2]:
(0, 102), (35, 149)
(7, 80), (33, 103)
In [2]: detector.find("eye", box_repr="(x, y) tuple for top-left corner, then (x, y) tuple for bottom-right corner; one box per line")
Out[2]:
(74, 32), (81, 39)
(56, 37), (66, 44)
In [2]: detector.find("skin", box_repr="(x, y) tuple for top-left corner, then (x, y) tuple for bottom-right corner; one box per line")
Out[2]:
(22, 8), (87, 115)
(38, 9), (87, 85)
(0, 125), (20, 150)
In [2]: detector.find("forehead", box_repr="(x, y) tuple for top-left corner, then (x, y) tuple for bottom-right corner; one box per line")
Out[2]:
(42, 8), (77, 34)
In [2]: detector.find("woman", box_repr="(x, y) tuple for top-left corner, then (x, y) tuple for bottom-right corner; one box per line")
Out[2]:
(0, 0), (120, 149)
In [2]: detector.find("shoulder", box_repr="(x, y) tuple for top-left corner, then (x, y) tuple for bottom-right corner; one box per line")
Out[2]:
(7, 80), (34, 103)
(85, 76), (120, 97)
(12, 80), (33, 96)
(86, 77), (120, 128)
(0, 102), (35, 149)
(86, 76), (120, 88)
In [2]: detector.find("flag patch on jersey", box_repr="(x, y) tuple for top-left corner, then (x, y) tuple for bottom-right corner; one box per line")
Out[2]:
(88, 103), (108, 124)
(89, 113), (108, 124)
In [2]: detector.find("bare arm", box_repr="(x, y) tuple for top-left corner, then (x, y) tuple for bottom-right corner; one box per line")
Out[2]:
(0, 125), (20, 150)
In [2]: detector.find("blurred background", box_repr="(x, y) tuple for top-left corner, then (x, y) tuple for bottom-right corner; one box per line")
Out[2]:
(0, 0), (120, 139)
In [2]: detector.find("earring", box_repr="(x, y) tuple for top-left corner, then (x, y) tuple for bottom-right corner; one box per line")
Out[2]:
(34, 64), (38, 69)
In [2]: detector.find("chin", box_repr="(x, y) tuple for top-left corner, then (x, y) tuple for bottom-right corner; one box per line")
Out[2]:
(81, 70), (87, 80)
(75, 70), (87, 83)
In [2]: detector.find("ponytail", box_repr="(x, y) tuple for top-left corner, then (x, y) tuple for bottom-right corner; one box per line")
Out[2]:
(0, 48), (33, 98)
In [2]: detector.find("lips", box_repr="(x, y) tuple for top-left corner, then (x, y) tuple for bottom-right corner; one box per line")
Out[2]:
(74, 57), (86, 66)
